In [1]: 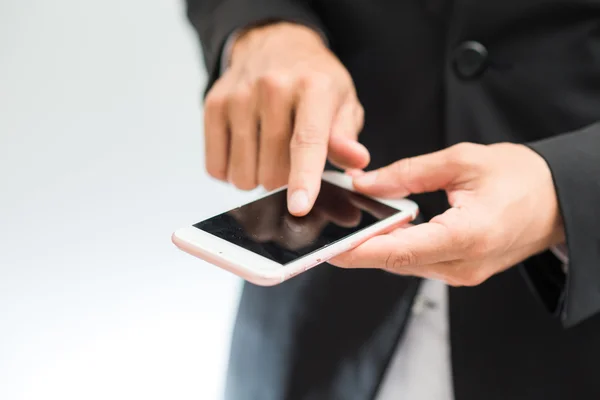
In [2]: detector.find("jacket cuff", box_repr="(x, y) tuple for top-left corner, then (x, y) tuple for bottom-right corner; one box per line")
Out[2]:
(525, 122), (600, 327)
(186, 0), (327, 95)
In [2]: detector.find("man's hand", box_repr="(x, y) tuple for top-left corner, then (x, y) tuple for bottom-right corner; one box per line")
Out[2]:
(332, 143), (566, 286)
(204, 22), (369, 216)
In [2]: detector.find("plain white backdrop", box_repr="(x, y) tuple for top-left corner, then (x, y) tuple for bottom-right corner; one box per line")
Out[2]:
(0, 1), (256, 398)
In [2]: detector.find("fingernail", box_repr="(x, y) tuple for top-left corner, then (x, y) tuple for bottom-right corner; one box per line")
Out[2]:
(354, 171), (378, 186)
(289, 190), (309, 215)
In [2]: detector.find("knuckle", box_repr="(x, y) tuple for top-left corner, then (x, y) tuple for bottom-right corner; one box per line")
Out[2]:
(257, 73), (291, 95)
(229, 85), (253, 108)
(451, 142), (481, 154)
(299, 72), (334, 91)
(447, 142), (484, 167)
(393, 157), (425, 193)
(433, 212), (475, 254)
(355, 103), (365, 129)
(396, 156), (417, 178)
(204, 90), (227, 113)
(291, 125), (327, 148)
(460, 269), (488, 287)
(385, 250), (417, 272)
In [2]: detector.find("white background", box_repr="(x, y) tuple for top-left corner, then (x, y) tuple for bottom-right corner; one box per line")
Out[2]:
(0, 1), (253, 398)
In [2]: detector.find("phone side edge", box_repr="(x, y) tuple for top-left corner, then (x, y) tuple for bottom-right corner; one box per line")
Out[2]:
(171, 227), (285, 286)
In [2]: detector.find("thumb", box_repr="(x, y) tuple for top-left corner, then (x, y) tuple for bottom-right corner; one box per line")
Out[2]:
(353, 147), (464, 198)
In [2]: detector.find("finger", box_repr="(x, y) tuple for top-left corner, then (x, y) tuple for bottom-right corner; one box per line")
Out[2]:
(228, 83), (259, 190)
(204, 78), (231, 181)
(346, 192), (402, 220)
(352, 144), (481, 198)
(330, 212), (466, 270)
(288, 84), (341, 216)
(345, 168), (364, 178)
(328, 101), (369, 170)
(257, 75), (293, 190)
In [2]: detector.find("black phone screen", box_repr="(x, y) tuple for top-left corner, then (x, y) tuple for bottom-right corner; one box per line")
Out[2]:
(193, 180), (401, 265)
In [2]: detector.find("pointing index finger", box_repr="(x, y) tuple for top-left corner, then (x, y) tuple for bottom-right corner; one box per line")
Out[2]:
(287, 84), (340, 216)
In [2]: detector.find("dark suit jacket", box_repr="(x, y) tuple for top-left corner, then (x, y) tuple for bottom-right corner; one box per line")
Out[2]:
(186, 1), (600, 399)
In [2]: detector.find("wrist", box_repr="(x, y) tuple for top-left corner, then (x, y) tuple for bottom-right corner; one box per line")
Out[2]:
(521, 143), (566, 248)
(505, 143), (566, 250)
(230, 21), (327, 66)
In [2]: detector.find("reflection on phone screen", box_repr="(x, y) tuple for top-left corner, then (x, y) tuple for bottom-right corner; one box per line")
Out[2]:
(194, 180), (400, 265)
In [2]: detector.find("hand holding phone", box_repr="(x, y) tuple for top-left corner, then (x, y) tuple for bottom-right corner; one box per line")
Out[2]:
(172, 171), (418, 286)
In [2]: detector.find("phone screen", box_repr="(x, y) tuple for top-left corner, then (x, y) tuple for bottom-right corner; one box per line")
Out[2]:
(193, 180), (400, 265)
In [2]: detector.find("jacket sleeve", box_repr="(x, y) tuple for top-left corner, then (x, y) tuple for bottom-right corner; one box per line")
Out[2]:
(525, 122), (600, 327)
(185, 0), (327, 94)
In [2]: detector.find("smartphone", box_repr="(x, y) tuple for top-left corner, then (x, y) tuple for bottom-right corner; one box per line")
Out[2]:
(172, 171), (418, 286)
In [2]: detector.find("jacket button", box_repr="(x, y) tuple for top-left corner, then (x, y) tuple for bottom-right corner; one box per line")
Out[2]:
(453, 41), (488, 79)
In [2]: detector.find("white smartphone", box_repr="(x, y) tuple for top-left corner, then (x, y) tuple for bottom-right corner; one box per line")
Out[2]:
(172, 171), (418, 286)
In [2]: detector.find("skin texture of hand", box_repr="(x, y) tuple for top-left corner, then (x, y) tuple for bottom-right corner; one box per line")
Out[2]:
(203, 22), (369, 216)
(331, 142), (566, 286)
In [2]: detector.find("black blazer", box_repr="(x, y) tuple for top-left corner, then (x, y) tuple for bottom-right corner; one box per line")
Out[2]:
(186, 1), (600, 399)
